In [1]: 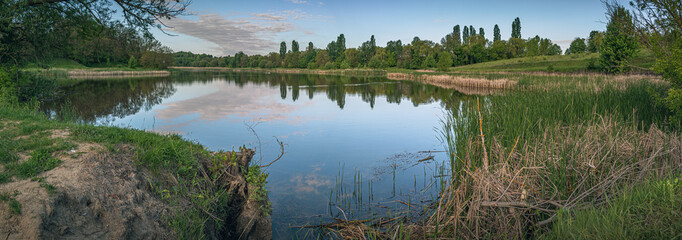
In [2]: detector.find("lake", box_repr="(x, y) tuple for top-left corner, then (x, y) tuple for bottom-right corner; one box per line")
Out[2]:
(45, 70), (464, 238)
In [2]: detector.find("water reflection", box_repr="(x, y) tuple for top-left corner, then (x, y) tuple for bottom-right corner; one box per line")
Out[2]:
(46, 71), (464, 122)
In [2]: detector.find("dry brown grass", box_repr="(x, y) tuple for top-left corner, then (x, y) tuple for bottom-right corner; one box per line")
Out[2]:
(67, 70), (170, 78)
(425, 116), (682, 239)
(386, 73), (517, 90)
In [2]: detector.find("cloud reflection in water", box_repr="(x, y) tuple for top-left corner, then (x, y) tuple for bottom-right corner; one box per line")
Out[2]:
(154, 82), (316, 125)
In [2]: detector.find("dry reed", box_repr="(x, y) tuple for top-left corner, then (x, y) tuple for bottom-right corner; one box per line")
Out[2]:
(427, 115), (682, 239)
(67, 70), (170, 78)
(386, 73), (517, 90)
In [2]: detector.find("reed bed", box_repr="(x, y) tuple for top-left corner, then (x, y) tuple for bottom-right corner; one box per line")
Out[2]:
(430, 113), (681, 238)
(428, 79), (682, 238)
(386, 73), (516, 90)
(67, 70), (170, 78)
(171, 67), (386, 77)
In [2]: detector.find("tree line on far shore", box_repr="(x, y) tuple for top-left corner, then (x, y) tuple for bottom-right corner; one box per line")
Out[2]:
(172, 17), (614, 71)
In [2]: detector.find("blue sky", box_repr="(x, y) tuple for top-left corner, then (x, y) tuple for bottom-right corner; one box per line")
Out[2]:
(152, 0), (614, 56)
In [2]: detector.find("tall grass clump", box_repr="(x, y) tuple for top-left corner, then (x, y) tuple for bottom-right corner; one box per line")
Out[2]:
(541, 177), (682, 239)
(432, 80), (681, 238)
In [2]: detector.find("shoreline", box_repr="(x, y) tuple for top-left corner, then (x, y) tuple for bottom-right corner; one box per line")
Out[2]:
(170, 66), (517, 92)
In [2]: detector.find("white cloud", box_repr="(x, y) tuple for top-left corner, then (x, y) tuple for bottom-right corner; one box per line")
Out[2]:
(165, 13), (296, 55)
(286, 0), (308, 4)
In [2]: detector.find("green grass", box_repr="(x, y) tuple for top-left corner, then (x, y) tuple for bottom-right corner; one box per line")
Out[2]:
(5, 149), (61, 178)
(450, 50), (656, 73)
(21, 58), (164, 77)
(444, 80), (670, 171)
(541, 177), (682, 239)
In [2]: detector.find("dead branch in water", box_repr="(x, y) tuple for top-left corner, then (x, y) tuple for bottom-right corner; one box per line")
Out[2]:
(259, 137), (285, 168)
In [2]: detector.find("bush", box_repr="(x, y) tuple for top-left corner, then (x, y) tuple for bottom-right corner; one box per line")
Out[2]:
(128, 56), (138, 68)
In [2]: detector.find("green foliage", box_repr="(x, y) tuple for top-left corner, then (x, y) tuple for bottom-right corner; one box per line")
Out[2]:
(291, 40), (299, 53)
(139, 50), (172, 69)
(511, 17), (522, 39)
(0, 137), (18, 164)
(587, 30), (604, 53)
(6, 149), (61, 178)
(541, 178), (682, 239)
(423, 55), (437, 68)
(245, 165), (271, 215)
(600, 6), (638, 73)
(128, 56), (138, 68)
(280, 41), (287, 59)
(0, 67), (57, 104)
(493, 24), (501, 42)
(437, 52), (453, 71)
(566, 38), (587, 55)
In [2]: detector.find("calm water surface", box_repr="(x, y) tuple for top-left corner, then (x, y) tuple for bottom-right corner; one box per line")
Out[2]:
(46, 71), (465, 238)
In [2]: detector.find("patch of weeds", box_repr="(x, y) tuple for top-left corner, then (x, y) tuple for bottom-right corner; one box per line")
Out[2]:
(0, 137), (18, 164)
(245, 165), (271, 215)
(13, 133), (56, 152)
(0, 191), (21, 215)
(31, 177), (58, 195)
(19, 122), (52, 135)
(169, 208), (205, 239)
(40, 183), (57, 195)
(6, 149), (61, 178)
(0, 171), (10, 184)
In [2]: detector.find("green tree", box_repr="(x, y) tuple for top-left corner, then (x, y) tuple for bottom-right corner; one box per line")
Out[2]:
(305, 42), (316, 66)
(453, 25), (462, 46)
(526, 35), (541, 57)
(423, 54), (436, 68)
(479, 27), (485, 39)
(1, 0), (189, 65)
(463, 26), (470, 44)
(360, 35), (377, 66)
(490, 40), (507, 60)
(493, 24), (501, 42)
(565, 38), (587, 55)
(292, 40), (299, 52)
(508, 38), (526, 58)
(599, 6), (637, 73)
(623, 0), (681, 123)
(280, 41), (287, 59)
(437, 52), (452, 71)
(336, 34), (346, 62)
(587, 31), (604, 53)
(512, 17), (522, 39)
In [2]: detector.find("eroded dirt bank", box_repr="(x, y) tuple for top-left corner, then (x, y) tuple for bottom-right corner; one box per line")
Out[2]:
(0, 128), (271, 239)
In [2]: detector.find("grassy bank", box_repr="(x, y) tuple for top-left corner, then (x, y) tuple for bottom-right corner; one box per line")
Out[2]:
(450, 50), (656, 73)
(21, 58), (170, 79)
(0, 103), (270, 238)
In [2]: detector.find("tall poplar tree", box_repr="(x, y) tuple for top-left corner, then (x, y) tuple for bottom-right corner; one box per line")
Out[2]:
(463, 26), (470, 43)
(479, 27), (485, 38)
(453, 25), (461, 46)
(493, 24), (501, 42)
(511, 17), (521, 39)
(280, 41), (287, 58)
(292, 40), (299, 52)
